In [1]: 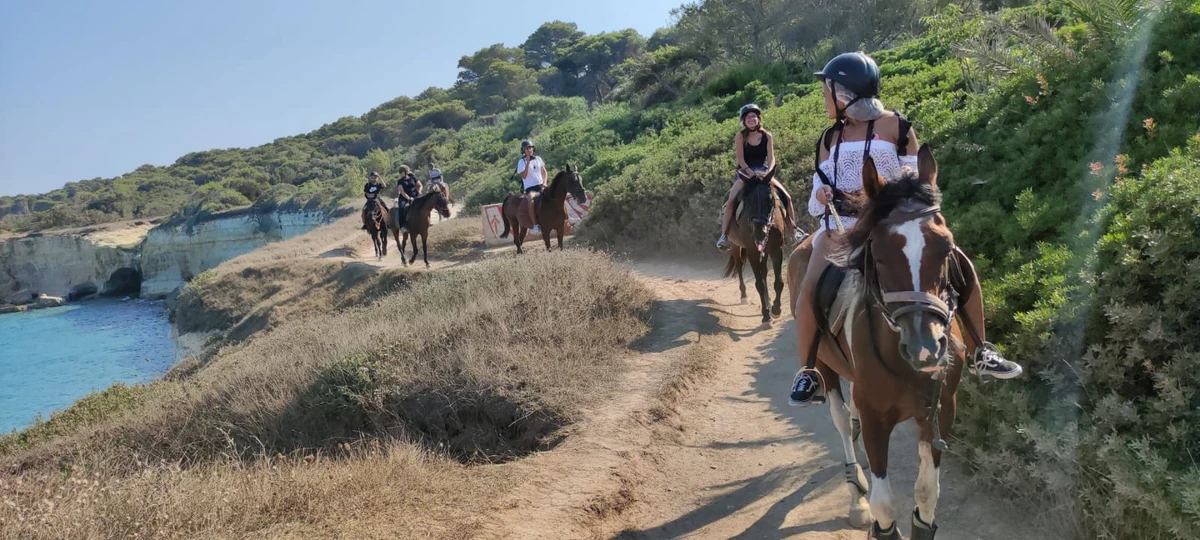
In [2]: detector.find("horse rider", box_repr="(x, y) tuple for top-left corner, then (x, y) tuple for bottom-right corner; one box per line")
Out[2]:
(428, 163), (447, 195)
(361, 170), (388, 230)
(717, 104), (801, 251)
(517, 139), (547, 234)
(394, 165), (422, 233)
(788, 52), (1023, 405)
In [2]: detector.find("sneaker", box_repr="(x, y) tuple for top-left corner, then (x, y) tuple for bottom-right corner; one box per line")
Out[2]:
(531, 225), (541, 234)
(788, 370), (824, 406)
(401, 227), (408, 233)
(969, 342), (1023, 380)
(716, 234), (729, 251)
(792, 228), (807, 244)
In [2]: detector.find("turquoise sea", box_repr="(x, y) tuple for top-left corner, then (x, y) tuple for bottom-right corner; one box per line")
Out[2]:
(0, 299), (176, 434)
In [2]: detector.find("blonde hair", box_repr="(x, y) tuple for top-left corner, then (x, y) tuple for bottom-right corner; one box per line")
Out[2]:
(828, 80), (886, 122)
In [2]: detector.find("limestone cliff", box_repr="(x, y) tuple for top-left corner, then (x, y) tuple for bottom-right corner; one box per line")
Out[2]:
(0, 209), (329, 302)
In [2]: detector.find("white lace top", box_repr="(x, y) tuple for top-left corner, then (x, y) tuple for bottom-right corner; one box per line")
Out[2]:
(809, 139), (919, 232)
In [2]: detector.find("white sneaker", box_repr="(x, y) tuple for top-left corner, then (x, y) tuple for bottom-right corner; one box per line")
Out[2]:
(531, 225), (541, 234)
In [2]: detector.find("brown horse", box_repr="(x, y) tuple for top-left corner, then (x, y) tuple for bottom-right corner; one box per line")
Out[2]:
(787, 145), (971, 540)
(723, 169), (785, 324)
(499, 164), (587, 253)
(362, 198), (390, 260)
(388, 190), (451, 268)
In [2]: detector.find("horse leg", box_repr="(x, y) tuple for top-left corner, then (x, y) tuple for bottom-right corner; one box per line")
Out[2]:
(737, 248), (747, 303)
(557, 228), (564, 251)
(422, 232), (430, 268)
(859, 409), (901, 540)
(409, 231), (419, 265)
(771, 243), (784, 318)
(515, 224), (525, 254)
(825, 369), (872, 529)
(910, 418), (943, 540)
(400, 232), (409, 266)
(381, 227), (388, 257)
(542, 225), (552, 252)
(750, 257), (770, 324)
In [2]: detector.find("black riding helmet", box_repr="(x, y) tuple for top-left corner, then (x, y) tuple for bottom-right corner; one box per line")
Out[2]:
(521, 140), (535, 152)
(815, 52), (881, 100)
(739, 103), (763, 121)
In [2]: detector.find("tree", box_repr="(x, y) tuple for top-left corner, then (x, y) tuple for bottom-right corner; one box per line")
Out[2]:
(473, 62), (541, 114)
(555, 30), (647, 102)
(456, 44), (525, 85)
(521, 21), (585, 68)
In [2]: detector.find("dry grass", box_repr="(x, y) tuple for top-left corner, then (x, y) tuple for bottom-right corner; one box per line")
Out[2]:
(1, 250), (654, 537)
(0, 441), (509, 540)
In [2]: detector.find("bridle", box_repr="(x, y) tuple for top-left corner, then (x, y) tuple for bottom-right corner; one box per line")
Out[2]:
(862, 205), (959, 335)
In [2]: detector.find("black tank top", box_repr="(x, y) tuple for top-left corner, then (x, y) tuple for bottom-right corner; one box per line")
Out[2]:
(743, 131), (768, 168)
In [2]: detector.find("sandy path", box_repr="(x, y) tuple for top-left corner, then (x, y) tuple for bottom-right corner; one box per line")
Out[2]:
(483, 257), (1049, 540)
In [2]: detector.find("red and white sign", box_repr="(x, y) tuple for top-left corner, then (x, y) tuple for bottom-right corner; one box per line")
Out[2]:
(482, 192), (593, 246)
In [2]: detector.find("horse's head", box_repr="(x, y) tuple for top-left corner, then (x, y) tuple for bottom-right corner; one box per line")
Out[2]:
(743, 167), (778, 255)
(854, 144), (956, 369)
(432, 191), (452, 218)
(562, 163), (588, 205)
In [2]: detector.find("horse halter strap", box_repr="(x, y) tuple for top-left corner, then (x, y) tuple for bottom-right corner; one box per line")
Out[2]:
(865, 205), (957, 328)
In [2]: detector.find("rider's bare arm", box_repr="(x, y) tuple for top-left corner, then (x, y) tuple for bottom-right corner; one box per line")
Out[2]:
(735, 132), (750, 172)
(764, 133), (776, 172)
(519, 158), (532, 179)
(810, 129), (835, 211)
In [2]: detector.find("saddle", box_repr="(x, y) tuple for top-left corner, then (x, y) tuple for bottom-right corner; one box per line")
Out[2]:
(517, 193), (542, 229)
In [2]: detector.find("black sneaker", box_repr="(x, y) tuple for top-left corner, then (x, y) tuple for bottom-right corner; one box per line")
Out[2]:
(788, 370), (823, 406)
(969, 342), (1023, 380)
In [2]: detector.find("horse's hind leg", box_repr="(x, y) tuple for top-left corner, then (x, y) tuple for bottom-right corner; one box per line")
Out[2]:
(825, 370), (872, 529)
(400, 233), (409, 266)
(409, 232), (419, 265)
(770, 245), (784, 318)
(858, 409), (901, 540)
(737, 248), (747, 303)
(557, 229), (564, 251)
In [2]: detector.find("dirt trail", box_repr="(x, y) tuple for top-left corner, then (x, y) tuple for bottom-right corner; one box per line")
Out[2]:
(482, 258), (1050, 540)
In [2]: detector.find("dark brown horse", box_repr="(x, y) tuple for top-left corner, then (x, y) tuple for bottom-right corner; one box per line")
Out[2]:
(787, 145), (970, 539)
(388, 190), (451, 268)
(723, 169), (785, 324)
(499, 165), (587, 253)
(362, 198), (390, 260)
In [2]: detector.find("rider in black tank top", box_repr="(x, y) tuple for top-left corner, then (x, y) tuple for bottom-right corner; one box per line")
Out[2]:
(744, 133), (769, 169)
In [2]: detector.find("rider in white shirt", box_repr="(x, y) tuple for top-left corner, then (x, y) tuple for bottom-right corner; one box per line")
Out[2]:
(516, 140), (547, 234)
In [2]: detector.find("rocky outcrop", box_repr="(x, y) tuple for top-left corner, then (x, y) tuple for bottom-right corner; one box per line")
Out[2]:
(0, 209), (329, 305)
(139, 209), (328, 298)
(0, 222), (150, 299)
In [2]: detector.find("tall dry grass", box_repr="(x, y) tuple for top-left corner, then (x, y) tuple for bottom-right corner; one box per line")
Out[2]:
(1, 250), (654, 538)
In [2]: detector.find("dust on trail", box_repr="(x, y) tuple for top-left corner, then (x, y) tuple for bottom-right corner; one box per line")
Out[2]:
(481, 257), (1052, 540)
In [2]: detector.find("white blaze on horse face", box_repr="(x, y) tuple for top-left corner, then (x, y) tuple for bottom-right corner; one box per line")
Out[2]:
(869, 473), (896, 529)
(915, 441), (940, 525)
(893, 220), (926, 292)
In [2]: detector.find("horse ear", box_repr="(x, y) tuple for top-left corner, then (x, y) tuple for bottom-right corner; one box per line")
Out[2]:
(862, 157), (885, 199)
(564, 163), (571, 172)
(917, 143), (938, 186)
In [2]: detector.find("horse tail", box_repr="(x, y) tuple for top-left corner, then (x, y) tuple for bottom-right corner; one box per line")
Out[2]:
(723, 247), (742, 278)
(500, 197), (512, 238)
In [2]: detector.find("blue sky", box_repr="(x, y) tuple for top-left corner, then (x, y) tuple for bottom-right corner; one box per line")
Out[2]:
(0, 0), (682, 197)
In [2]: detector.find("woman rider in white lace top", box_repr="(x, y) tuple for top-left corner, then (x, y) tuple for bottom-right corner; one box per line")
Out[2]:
(788, 52), (1022, 405)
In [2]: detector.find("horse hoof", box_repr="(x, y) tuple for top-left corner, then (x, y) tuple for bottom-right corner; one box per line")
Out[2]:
(848, 503), (873, 529)
(771, 305), (782, 317)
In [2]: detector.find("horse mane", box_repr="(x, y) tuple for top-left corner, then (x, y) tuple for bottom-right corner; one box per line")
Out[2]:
(830, 172), (942, 268)
(413, 189), (443, 206)
(744, 180), (776, 222)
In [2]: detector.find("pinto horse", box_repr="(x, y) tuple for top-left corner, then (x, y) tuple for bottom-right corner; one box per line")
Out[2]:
(499, 164), (587, 253)
(723, 169), (785, 324)
(388, 191), (451, 268)
(362, 198), (390, 260)
(787, 145), (971, 540)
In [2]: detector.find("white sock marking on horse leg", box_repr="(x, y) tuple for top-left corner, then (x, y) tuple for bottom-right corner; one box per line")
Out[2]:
(869, 473), (895, 529)
(915, 441), (940, 524)
(828, 390), (856, 464)
(894, 220), (925, 291)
